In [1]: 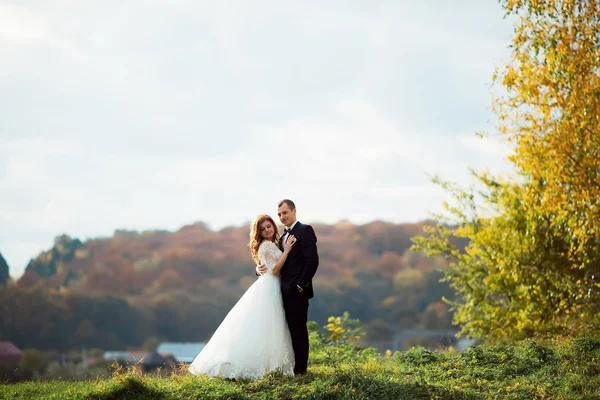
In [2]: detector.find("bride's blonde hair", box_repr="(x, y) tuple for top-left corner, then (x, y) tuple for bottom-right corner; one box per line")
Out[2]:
(248, 214), (281, 264)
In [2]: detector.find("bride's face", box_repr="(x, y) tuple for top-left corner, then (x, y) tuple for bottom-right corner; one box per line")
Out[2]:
(260, 220), (275, 241)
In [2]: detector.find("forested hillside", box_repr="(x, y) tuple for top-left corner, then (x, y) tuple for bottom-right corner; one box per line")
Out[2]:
(0, 220), (460, 351)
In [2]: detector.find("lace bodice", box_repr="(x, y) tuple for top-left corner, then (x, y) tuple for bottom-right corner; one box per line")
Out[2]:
(258, 241), (282, 273)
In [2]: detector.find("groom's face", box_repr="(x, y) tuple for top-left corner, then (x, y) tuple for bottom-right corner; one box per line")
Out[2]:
(277, 203), (297, 227)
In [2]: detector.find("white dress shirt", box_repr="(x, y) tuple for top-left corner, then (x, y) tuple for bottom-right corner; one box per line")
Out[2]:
(281, 221), (298, 250)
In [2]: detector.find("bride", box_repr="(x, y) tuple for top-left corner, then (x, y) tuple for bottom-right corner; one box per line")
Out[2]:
(189, 214), (296, 380)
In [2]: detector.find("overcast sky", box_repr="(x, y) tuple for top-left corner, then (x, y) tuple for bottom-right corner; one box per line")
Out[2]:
(1, 0), (516, 277)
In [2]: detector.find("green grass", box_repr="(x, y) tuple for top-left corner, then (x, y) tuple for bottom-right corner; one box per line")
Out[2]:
(3, 337), (600, 399)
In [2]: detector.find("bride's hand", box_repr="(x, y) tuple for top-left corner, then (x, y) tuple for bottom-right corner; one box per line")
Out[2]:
(284, 235), (296, 253)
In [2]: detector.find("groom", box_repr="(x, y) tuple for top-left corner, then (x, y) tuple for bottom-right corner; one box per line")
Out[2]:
(256, 199), (319, 375)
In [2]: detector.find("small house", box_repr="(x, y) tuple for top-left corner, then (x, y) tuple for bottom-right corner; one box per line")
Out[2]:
(0, 342), (22, 364)
(156, 342), (205, 364)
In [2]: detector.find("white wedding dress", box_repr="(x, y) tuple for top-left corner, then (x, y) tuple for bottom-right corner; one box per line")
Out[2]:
(189, 240), (294, 380)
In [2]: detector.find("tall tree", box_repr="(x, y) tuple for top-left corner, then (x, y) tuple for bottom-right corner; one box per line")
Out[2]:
(495, 0), (600, 265)
(24, 235), (82, 279)
(0, 252), (9, 285)
(413, 0), (600, 342)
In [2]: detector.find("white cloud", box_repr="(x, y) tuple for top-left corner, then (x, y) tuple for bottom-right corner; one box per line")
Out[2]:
(460, 134), (514, 159)
(0, 0), (516, 277)
(0, 4), (51, 44)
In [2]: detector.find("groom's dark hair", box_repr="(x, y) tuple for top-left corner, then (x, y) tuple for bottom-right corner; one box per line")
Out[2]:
(278, 199), (296, 210)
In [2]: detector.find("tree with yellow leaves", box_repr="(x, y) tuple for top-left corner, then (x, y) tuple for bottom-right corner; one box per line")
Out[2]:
(413, 0), (600, 342)
(497, 0), (600, 261)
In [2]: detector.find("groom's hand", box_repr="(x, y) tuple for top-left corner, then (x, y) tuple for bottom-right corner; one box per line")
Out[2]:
(256, 263), (268, 276)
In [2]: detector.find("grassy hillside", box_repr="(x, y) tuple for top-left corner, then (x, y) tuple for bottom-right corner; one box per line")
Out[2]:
(3, 337), (600, 399)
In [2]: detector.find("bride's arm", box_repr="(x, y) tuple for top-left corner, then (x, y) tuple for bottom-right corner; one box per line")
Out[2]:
(272, 236), (297, 275)
(271, 249), (290, 276)
(261, 237), (295, 276)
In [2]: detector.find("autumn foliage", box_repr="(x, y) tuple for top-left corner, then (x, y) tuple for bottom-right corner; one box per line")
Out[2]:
(414, 0), (600, 342)
(1, 221), (454, 351)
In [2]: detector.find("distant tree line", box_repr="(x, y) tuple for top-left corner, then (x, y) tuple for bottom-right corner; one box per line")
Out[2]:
(0, 221), (458, 351)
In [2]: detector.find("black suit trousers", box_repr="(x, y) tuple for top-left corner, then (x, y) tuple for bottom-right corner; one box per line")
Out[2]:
(282, 291), (309, 374)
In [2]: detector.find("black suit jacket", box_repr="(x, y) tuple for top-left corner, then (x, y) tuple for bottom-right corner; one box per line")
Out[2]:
(279, 222), (319, 298)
